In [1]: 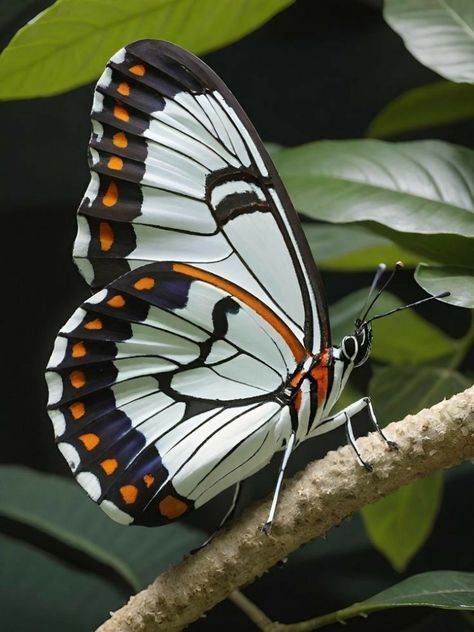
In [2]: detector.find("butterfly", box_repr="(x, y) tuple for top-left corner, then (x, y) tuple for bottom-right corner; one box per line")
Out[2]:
(46, 39), (398, 531)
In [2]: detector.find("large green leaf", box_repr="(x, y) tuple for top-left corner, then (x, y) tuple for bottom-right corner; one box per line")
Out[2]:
(367, 81), (474, 138)
(303, 223), (420, 271)
(0, 533), (125, 632)
(0, 466), (203, 590)
(329, 289), (456, 364)
(0, 0), (293, 99)
(274, 140), (474, 267)
(384, 0), (474, 84)
(416, 263), (474, 309)
(361, 366), (470, 570)
(362, 472), (443, 572)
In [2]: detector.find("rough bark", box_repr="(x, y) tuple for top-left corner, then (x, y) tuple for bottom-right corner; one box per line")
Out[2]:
(97, 386), (474, 632)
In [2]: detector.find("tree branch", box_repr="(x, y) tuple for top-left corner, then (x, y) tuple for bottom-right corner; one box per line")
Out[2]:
(97, 386), (474, 632)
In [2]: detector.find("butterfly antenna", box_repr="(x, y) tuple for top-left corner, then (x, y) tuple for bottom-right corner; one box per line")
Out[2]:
(360, 261), (404, 323)
(367, 292), (450, 324)
(357, 263), (386, 321)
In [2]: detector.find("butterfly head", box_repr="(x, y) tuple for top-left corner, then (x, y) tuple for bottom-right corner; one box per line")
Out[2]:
(340, 319), (373, 368)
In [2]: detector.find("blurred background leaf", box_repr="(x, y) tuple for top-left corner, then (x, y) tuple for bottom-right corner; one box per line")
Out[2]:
(304, 223), (420, 271)
(0, 0), (294, 99)
(0, 466), (203, 589)
(384, 0), (474, 83)
(367, 81), (474, 139)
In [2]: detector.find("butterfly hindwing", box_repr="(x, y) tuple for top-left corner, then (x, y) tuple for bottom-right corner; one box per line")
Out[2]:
(75, 39), (329, 355)
(46, 262), (298, 525)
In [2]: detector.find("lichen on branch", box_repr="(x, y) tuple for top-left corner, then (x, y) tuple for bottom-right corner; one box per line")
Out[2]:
(97, 386), (474, 632)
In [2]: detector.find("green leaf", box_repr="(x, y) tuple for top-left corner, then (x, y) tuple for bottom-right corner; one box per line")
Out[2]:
(0, 466), (203, 590)
(384, 0), (474, 84)
(356, 570), (474, 611)
(362, 472), (443, 572)
(0, 533), (125, 632)
(329, 289), (456, 364)
(0, 0), (294, 99)
(274, 139), (474, 267)
(361, 366), (470, 570)
(416, 263), (474, 309)
(367, 81), (474, 138)
(304, 223), (421, 271)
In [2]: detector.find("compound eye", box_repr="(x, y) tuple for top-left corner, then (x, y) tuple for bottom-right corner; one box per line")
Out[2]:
(342, 336), (357, 362)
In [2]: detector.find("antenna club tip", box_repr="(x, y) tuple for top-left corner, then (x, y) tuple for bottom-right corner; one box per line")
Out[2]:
(395, 260), (404, 269)
(438, 291), (450, 298)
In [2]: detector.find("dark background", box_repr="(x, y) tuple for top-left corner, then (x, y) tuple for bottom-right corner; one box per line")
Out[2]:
(1, 0), (472, 630)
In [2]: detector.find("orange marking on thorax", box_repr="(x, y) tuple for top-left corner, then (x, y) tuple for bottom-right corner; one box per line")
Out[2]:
(102, 181), (118, 207)
(100, 458), (118, 475)
(84, 318), (103, 330)
(120, 485), (138, 505)
(113, 104), (129, 122)
(70, 370), (86, 389)
(129, 64), (145, 76)
(69, 401), (85, 420)
(172, 263), (307, 363)
(117, 82), (130, 96)
(79, 433), (100, 451)
(294, 389), (302, 412)
(310, 349), (331, 406)
(107, 294), (125, 308)
(107, 156), (124, 171)
(72, 341), (86, 358)
(99, 221), (114, 251)
(113, 132), (128, 148)
(143, 474), (154, 488)
(134, 276), (155, 290)
(159, 495), (188, 519)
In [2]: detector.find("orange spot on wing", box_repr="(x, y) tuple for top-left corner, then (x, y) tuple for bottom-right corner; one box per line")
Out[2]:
(117, 82), (130, 96)
(84, 318), (103, 330)
(129, 64), (145, 76)
(100, 458), (118, 475)
(143, 474), (154, 488)
(172, 264), (307, 363)
(79, 433), (100, 450)
(113, 103), (129, 122)
(113, 131), (128, 148)
(72, 341), (86, 358)
(99, 221), (114, 251)
(120, 485), (138, 505)
(159, 495), (188, 519)
(102, 181), (118, 207)
(107, 294), (125, 308)
(134, 277), (155, 290)
(290, 371), (305, 388)
(310, 364), (329, 406)
(69, 401), (85, 420)
(107, 156), (123, 171)
(70, 370), (86, 389)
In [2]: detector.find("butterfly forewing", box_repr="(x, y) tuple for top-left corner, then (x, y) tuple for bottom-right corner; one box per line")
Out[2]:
(75, 39), (329, 355)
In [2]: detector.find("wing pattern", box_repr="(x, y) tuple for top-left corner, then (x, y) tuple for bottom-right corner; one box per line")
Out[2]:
(46, 263), (298, 525)
(75, 39), (329, 354)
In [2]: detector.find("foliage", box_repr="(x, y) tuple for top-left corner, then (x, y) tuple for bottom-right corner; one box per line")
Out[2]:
(0, 0), (473, 630)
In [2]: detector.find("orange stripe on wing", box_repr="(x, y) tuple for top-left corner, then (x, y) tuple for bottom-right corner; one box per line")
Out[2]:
(310, 349), (331, 405)
(172, 263), (306, 363)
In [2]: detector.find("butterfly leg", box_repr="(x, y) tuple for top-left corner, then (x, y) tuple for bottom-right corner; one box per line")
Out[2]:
(344, 412), (373, 472)
(262, 431), (296, 534)
(364, 397), (398, 450)
(191, 483), (242, 553)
